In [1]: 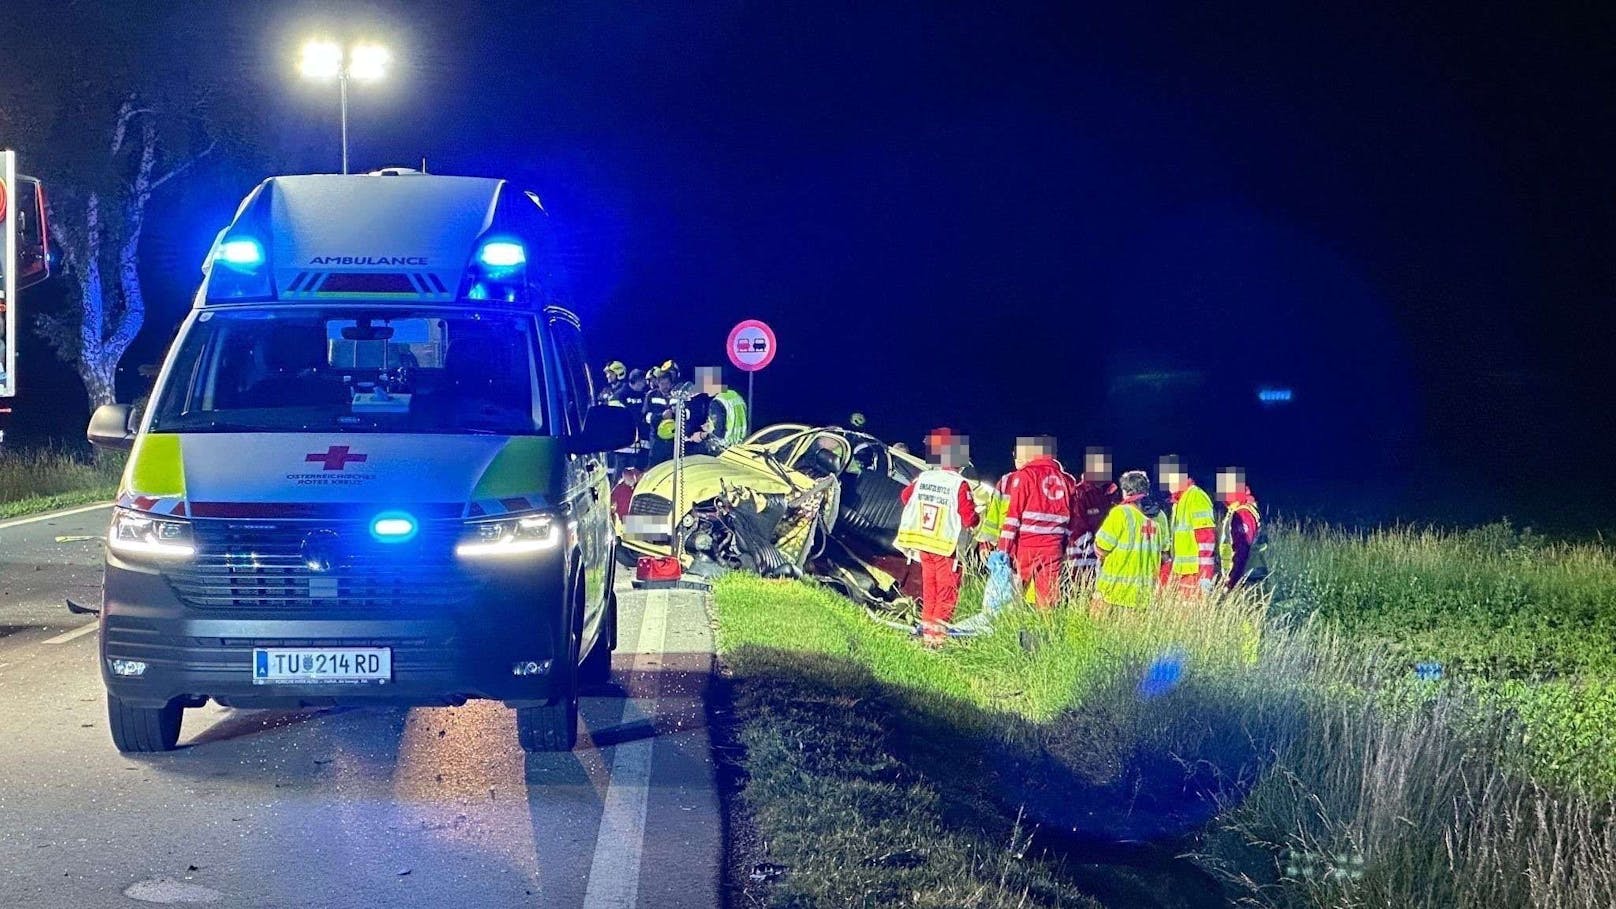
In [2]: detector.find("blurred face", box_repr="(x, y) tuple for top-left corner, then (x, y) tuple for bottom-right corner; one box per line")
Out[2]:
(937, 440), (970, 469)
(1158, 457), (1187, 493)
(1016, 436), (1055, 468)
(1216, 469), (1245, 501)
(655, 375), (672, 393)
(695, 366), (723, 394)
(1084, 447), (1113, 483)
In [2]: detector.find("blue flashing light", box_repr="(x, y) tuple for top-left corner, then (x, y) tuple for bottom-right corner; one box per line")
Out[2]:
(1257, 387), (1294, 404)
(370, 512), (418, 543)
(216, 237), (265, 271)
(477, 240), (526, 269)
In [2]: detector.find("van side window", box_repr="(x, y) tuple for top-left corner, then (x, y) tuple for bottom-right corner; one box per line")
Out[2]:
(547, 316), (592, 434)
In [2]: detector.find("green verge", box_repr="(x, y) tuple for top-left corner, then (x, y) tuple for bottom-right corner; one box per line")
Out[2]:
(0, 486), (118, 521)
(1266, 521), (1616, 789)
(713, 575), (1237, 909)
(0, 448), (123, 520)
(713, 521), (1616, 908)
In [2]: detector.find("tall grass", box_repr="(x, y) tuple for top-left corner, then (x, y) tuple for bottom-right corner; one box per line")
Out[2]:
(0, 446), (123, 517)
(1267, 522), (1616, 678)
(1265, 522), (1616, 790)
(1191, 622), (1616, 908)
(714, 519), (1616, 908)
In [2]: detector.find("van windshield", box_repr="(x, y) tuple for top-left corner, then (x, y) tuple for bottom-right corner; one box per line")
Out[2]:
(148, 308), (546, 435)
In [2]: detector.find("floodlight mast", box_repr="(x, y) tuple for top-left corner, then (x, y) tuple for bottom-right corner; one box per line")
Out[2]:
(298, 40), (390, 175)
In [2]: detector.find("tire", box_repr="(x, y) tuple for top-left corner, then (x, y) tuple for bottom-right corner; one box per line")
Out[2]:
(107, 694), (183, 753)
(517, 698), (578, 752)
(519, 581), (583, 752)
(578, 591), (618, 685)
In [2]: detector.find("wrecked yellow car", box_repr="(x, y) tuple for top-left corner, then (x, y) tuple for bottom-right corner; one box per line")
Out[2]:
(617, 424), (989, 607)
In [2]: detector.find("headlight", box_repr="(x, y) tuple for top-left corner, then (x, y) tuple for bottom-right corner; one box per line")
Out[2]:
(456, 512), (563, 558)
(108, 508), (196, 559)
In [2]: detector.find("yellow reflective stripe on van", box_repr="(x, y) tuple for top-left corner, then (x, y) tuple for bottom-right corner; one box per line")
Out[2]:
(471, 437), (558, 501)
(124, 434), (186, 497)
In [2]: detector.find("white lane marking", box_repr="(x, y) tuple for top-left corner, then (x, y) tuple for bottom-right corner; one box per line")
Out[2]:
(582, 590), (669, 909)
(43, 622), (100, 645)
(0, 502), (111, 531)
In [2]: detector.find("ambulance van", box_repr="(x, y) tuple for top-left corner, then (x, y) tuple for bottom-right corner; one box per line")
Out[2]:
(86, 171), (635, 753)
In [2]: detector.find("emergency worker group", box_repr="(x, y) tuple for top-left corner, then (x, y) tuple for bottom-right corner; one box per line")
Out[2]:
(594, 359), (750, 474)
(895, 432), (1268, 646)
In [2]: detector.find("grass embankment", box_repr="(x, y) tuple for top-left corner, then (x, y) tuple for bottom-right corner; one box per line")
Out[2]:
(1269, 523), (1616, 788)
(712, 522), (1616, 909)
(0, 447), (123, 519)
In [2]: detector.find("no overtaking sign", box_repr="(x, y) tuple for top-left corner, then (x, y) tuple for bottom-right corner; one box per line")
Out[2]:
(727, 319), (776, 372)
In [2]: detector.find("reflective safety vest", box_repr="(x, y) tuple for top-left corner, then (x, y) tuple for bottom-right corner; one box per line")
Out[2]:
(896, 469), (970, 558)
(1094, 501), (1169, 607)
(708, 389), (749, 446)
(1168, 483), (1216, 576)
(976, 474), (1011, 544)
(1219, 498), (1270, 583)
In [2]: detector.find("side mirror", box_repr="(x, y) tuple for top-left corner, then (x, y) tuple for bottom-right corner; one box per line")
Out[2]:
(87, 403), (135, 451)
(567, 404), (637, 455)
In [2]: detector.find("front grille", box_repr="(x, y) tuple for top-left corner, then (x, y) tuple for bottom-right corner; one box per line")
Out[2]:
(627, 494), (672, 517)
(166, 519), (472, 610)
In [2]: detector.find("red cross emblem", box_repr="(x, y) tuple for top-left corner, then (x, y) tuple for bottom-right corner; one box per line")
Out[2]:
(306, 445), (368, 471)
(1141, 521), (1157, 538)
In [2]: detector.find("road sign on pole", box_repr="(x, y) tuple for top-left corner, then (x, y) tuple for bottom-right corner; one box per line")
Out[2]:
(727, 319), (776, 421)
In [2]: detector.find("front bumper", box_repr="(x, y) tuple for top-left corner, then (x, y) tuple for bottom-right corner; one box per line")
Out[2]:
(100, 553), (572, 710)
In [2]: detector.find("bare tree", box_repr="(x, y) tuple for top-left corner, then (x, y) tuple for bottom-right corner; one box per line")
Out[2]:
(36, 97), (215, 407)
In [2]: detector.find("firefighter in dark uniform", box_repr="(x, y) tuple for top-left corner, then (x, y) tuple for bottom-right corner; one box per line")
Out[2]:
(611, 368), (649, 471)
(643, 364), (677, 466)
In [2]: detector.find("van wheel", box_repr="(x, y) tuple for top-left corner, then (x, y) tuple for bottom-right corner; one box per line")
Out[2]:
(517, 698), (578, 752)
(108, 695), (183, 753)
(579, 593), (618, 686)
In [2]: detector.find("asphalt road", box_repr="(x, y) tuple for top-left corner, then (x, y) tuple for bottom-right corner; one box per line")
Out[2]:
(0, 505), (722, 908)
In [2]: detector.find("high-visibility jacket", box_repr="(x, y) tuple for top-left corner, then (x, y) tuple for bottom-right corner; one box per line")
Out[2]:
(1219, 493), (1269, 585)
(1094, 497), (1170, 607)
(707, 389), (749, 445)
(897, 469), (979, 557)
(975, 473), (1012, 545)
(996, 456), (1081, 559)
(1167, 481), (1217, 580)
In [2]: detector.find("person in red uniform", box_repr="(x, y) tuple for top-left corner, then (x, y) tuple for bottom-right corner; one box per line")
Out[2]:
(1069, 445), (1120, 574)
(997, 435), (1080, 608)
(897, 430), (979, 646)
(1216, 467), (1268, 588)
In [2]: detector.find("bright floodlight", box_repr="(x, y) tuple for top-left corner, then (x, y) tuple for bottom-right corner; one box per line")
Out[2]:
(299, 40), (343, 79)
(349, 43), (391, 82)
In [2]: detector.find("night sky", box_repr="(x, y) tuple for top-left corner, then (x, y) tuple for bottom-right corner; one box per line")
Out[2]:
(4, 1), (1613, 526)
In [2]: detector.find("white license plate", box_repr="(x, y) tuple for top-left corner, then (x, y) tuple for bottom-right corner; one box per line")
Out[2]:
(252, 648), (392, 684)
